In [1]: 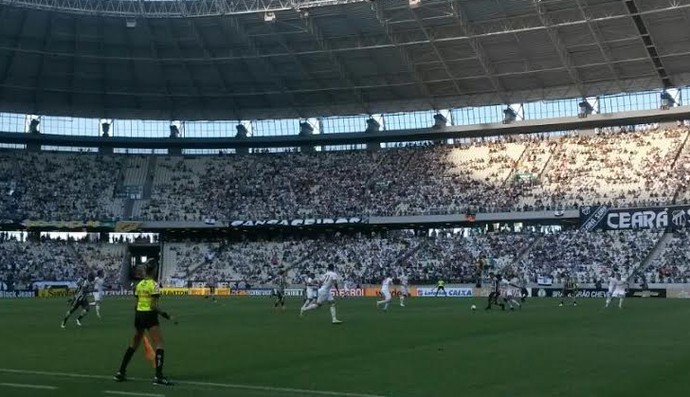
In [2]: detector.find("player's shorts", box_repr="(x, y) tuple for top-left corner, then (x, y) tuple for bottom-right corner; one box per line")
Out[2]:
(381, 291), (392, 301)
(306, 288), (317, 300)
(612, 289), (626, 298)
(92, 292), (102, 302)
(134, 311), (160, 331)
(274, 290), (284, 300)
(316, 287), (334, 304)
(400, 286), (409, 296)
(437, 286), (445, 291)
(209, 286), (216, 295)
(71, 297), (89, 310)
(502, 289), (516, 298)
(562, 289), (574, 297)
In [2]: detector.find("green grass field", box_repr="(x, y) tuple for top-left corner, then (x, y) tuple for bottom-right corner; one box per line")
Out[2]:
(0, 296), (688, 397)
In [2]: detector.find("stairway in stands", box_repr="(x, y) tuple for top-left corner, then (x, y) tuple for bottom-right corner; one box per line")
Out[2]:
(125, 156), (158, 220)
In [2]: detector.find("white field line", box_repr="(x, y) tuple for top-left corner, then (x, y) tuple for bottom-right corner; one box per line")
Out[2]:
(104, 391), (165, 397)
(0, 382), (57, 390)
(0, 368), (387, 397)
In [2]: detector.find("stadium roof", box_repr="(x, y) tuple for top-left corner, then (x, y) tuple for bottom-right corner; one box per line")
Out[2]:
(0, 0), (688, 120)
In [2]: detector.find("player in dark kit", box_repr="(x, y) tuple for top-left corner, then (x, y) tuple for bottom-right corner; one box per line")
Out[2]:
(559, 274), (578, 307)
(273, 271), (287, 310)
(114, 260), (176, 386)
(61, 274), (93, 328)
(485, 273), (505, 310)
(206, 277), (217, 303)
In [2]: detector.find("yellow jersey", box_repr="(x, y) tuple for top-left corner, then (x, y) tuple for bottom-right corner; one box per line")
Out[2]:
(437, 280), (445, 287)
(136, 278), (161, 312)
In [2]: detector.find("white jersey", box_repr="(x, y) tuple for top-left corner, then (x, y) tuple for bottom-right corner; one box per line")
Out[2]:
(320, 271), (339, 290)
(608, 277), (624, 291)
(381, 277), (393, 293)
(316, 270), (339, 304)
(399, 275), (409, 295)
(94, 277), (105, 293)
(609, 278), (626, 297)
(305, 277), (318, 299)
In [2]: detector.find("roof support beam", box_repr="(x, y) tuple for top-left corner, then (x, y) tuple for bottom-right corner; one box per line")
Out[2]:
(449, 0), (508, 104)
(299, 13), (369, 114)
(223, 15), (305, 117)
(409, 8), (464, 98)
(624, 0), (673, 88)
(0, 0), (370, 18)
(161, 20), (209, 119)
(138, 17), (176, 117)
(532, 0), (585, 97)
(573, 0), (626, 93)
(33, 12), (53, 114)
(0, 9), (27, 98)
(184, 17), (242, 120)
(0, 53), (674, 99)
(370, 1), (435, 108)
(1, 4), (689, 64)
(269, 23), (339, 116)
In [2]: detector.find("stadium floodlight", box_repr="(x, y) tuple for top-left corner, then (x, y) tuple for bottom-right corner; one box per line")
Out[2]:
(502, 107), (517, 124)
(101, 121), (111, 137)
(29, 118), (40, 134)
(578, 100), (594, 119)
(409, 0), (422, 9)
(236, 124), (249, 139)
(433, 113), (448, 129)
(365, 117), (381, 133)
(263, 12), (276, 23)
(299, 121), (314, 136)
(660, 91), (676, 110)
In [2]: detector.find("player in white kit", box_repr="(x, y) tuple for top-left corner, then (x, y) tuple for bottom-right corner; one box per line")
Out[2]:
(300, 272), (319, 311)
(90, 270), (105, 319)
(399, 274), (409, 307)
(376, 275), (393, 311)
(299, 264), (343, 324)
(500, 276), (522, 310)
(605, 273), (626, 308)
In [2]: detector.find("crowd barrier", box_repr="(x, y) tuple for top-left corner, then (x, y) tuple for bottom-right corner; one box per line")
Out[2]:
(2, 286), (688, 299)
(530, 287), (667, 298)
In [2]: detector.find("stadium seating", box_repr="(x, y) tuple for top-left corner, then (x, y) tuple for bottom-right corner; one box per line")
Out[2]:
(518, 229), (662, 285)
(0, 126), (689, 222)
(645, 230), (690, 283)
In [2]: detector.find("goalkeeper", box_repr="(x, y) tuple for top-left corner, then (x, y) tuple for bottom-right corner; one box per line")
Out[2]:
(113, 260), (176, 386)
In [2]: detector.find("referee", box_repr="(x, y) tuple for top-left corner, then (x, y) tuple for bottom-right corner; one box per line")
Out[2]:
(114, 260), (174, 386)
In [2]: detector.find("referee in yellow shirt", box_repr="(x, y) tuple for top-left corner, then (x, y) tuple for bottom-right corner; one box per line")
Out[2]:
(114, 260), (174, 386)
(435, 279), (447, 297)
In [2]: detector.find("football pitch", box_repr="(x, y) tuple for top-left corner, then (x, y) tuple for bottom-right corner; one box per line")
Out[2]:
(0, 296), (688, 397)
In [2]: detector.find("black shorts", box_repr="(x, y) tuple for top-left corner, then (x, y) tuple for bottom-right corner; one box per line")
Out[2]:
(437, 286), (445, 290)
(275, 290), (284, 300)
(562, 289), (574, 297)
(71, 297), (89, 311)
(134, 311), (160, 331)
(209, 286), (216, 295)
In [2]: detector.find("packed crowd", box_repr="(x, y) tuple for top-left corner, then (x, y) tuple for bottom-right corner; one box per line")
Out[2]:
(0, 125), (689, 222)
(518, 229), (662, 285)
(0, 234), (126, 290)
(3, 227), (690, 289)
(163, 228), (680, 287)
(0, 151), (124, 221)
(644, 230), (690, 283)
